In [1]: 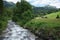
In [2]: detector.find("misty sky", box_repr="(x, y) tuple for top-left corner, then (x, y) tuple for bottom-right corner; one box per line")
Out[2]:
(5, 0), (60, 8)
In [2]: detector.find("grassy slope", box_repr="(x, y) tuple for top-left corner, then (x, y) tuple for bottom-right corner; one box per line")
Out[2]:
(24, 11), (60, 40)
(25, 11), (60, 31)
(44, 11), (60, 19)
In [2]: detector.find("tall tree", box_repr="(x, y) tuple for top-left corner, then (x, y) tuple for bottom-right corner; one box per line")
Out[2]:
(0, 0), (3, 34)
(12, 0), (34, 26)
(0, 0), (3, 16)
(13, 0), (32, 20)
(14, 0), (32, 15)
(20, 0), (32, 13)
(0, 0), (7, 34)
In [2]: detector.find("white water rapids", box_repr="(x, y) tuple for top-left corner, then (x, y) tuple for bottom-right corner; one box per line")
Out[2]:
(2, 20), (36, 40)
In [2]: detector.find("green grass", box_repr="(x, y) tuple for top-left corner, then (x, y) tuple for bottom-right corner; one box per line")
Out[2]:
(24, 11), (60, 40)
(44, 11), (60, 19)
(25, 11), (60, 29)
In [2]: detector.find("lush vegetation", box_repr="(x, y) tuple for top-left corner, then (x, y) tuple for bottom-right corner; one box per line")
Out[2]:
(12, 0), (35, 26)
(25, 11), (60, 40)
(12, 0), (60, 27)
(0, 0), (7, 34)
(0, 0), (60, 40)
(0, 0), (14, 35)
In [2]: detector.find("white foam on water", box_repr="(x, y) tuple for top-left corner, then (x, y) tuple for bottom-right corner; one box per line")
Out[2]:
(3, 20), (35, 40)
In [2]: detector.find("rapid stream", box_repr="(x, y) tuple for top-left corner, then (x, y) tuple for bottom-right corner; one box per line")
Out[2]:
(2, 20), (35, 40)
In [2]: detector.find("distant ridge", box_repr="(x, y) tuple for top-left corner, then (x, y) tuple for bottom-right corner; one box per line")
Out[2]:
(3, 1), (15, 8)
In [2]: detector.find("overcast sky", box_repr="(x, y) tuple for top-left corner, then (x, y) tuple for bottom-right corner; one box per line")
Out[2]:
(5, 0), (60, 8)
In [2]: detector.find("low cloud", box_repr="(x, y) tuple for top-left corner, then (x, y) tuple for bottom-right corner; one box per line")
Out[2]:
(5, 0), (60, 8)
(5, 0), (20, 3)
(26, 0), (60, 8)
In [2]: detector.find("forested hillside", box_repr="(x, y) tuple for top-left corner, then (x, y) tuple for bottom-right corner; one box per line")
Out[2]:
(33, 6), (59, 16)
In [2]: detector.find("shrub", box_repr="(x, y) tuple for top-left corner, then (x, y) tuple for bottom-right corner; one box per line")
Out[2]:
(56, 15), (59, 18)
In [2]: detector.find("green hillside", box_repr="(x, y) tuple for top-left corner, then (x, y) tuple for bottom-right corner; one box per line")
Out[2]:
(25, 11), (60, 40)
(25, 11), (60, 28)
(44, 11), (60, 19)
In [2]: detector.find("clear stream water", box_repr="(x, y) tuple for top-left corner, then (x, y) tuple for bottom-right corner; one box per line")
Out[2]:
(2, 20), (36, 40)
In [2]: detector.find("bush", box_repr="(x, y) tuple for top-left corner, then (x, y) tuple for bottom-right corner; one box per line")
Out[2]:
(0, 19), (7, 35)
(56, 15), (59, 18)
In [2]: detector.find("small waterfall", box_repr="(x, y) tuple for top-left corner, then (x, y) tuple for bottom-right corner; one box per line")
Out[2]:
(2, 20), (35, 40)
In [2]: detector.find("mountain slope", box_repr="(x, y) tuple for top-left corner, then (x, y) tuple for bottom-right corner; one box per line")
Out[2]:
(44, 11), (60, 19)
(33, 6), (59, 15)
(3, 1), (15, 8)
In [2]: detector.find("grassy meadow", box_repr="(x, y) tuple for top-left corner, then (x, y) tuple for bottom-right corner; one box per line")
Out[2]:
(24, 11), (60, 40)
(25, 11), (60, 29)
